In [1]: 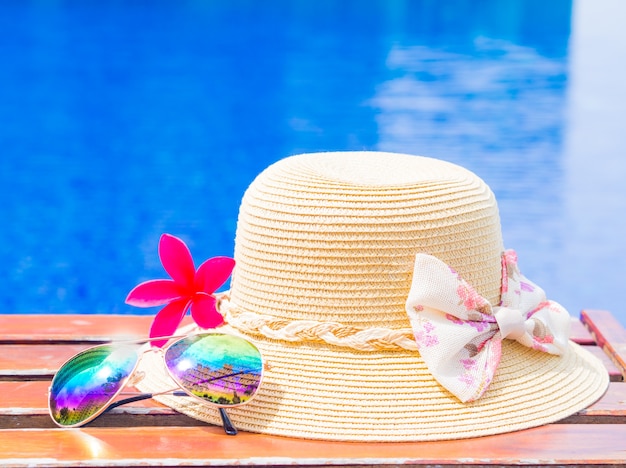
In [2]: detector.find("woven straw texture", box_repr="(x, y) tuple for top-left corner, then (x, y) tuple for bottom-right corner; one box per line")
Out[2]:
(137, 151), (608, 441)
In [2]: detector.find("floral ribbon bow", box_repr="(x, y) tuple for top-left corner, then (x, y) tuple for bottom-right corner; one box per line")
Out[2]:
(405, 250), (570, 403)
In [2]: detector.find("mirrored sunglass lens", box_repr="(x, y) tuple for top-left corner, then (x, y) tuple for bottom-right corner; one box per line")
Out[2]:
(165, 334), (263, 406)
(49, 344), (140, 426)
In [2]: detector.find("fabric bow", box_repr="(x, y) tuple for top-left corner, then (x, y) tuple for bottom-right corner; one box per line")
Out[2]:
(405, 250), (570, 403)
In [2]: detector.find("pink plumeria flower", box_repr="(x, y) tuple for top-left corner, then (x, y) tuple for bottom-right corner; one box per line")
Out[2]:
(126, 233), (235, 347)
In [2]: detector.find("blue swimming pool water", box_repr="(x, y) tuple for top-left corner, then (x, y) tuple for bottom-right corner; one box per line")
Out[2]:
(2, 0), (625, 325)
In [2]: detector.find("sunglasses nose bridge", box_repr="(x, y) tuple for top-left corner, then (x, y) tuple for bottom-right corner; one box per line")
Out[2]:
(129, 345), (166, 387)
(127, 370), (146, 387)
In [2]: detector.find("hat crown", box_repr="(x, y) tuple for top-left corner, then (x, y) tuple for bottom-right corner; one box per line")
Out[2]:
(230, 151), (504, 329)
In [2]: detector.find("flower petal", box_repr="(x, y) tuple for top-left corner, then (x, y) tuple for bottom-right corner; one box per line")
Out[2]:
(190, 293), (224, 329)
(149, 298), (192, 348)
(125, 279), (186, 307)
(159, 233), (196, 288)
(194, 257), (235, 293)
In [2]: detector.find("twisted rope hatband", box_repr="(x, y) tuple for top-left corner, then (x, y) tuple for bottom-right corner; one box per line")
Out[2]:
(218, 296), (418, 352)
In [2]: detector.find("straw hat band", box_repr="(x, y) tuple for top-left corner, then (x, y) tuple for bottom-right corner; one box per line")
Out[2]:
(220, 300), (418, 351)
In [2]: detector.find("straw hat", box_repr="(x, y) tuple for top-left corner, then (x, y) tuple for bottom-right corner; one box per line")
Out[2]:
(136, 151), (608, 441)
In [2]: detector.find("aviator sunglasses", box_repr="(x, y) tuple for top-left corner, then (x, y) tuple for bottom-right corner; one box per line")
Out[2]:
(48, 332), (263, 434)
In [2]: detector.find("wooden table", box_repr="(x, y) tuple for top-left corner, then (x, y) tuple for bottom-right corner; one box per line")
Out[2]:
(1, 310), (625, 467)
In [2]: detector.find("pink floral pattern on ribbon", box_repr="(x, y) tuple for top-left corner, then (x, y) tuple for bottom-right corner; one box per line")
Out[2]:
(405, 250), (570, 402)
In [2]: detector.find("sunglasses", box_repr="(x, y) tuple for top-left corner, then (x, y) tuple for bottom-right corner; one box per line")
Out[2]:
(48, 332), (264, 435)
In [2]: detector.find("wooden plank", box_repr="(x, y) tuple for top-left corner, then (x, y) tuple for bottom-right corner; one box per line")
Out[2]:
(0, 381), (182, 429)
(581, 345), (623, 381)
(1, 424), (626, 467)
(559, 381), (626, 423)
(0, 314), (193, 343)
(569, 318), (595, 345)
(0, 381), (164, 411)
(581, 309), (626, 379)
(2, 379), (625, 429)
(579, 381), (626, 419)
(0, 344), (89, 379)
(0, 314), (151, 342)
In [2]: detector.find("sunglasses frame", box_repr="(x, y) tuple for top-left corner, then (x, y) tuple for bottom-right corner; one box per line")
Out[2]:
(47, 332), (264, 434)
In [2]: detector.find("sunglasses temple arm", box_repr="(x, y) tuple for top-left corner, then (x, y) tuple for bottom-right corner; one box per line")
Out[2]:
(220, 408), (237, 436)
(105, 393), (153, 412)
(104, 389), (188, 413)
(145, 387), (238, 436)
(104, 391), (238, 436)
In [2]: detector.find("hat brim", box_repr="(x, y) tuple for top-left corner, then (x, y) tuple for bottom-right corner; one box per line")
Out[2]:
(136, 324), (608, 441)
